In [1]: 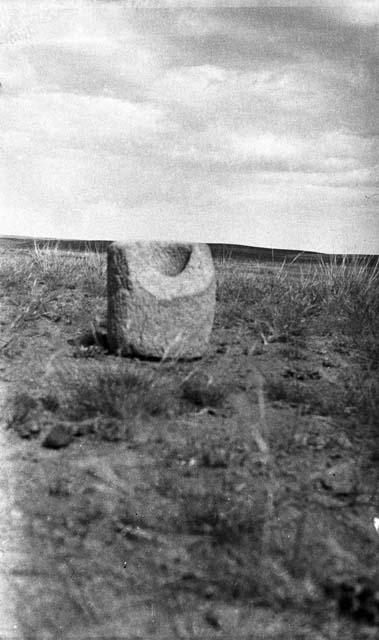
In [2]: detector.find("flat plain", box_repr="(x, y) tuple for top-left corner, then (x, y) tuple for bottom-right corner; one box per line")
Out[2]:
(1, 239), (378, 639)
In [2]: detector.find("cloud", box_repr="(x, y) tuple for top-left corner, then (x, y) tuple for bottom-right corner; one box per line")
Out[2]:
(324, 1), (379, 25)
(1, 92), (165, 150)
(0, 2), (164, 96)
(146, 57), (375, 181)
(158, 120), (374, 178)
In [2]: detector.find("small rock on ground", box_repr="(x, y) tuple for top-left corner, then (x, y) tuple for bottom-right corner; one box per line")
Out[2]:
(42, 422), (74, 449)
(321, 461), (358, 496)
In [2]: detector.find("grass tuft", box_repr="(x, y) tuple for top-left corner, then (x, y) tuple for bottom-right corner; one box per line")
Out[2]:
(180, 489), (261, 543)
(1, 241), (106, 298)
(49, 360), (172, 423)
(181, 373), (226, 408)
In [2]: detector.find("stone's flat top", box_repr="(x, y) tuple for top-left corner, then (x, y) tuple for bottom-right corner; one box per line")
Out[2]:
(108, 241), (215, 300)
(115, 243), (193, 277)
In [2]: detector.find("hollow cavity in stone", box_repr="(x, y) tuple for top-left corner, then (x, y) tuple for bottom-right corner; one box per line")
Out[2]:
(144, 243), (192, 277)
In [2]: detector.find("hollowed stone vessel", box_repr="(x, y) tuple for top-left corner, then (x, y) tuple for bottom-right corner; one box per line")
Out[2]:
(107, 242), (216, 359)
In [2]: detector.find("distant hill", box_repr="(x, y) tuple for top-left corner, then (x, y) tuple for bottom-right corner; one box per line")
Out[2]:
(210, 243), (322, 263)
(1, 235), (378, 265)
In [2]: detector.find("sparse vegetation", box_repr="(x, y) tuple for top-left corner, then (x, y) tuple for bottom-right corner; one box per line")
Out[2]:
(1, 240), (379, 639)
(51, 360), (172, 421)
(0, 240), (106, 304)
(181, 372), (226, 408)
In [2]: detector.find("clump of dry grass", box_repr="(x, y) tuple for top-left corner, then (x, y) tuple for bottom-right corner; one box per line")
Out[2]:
(318, 255), (379, 303)
(47, 359), (172, 423)
(216, 254), (379, 365)
(180, 488), (260, 542)
(216, 258), (321, 340)
(1, 241), (106, 297)
(1, 242), (107, 358)
(181, 372), (226, 408)
(265, 377), (346, 416)
(5, 391), (39, 428)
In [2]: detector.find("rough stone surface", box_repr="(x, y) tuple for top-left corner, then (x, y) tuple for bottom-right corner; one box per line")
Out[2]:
(321, 462), (358, 496)
(107, 242), (216, 359)
(42, 422), (74, 449)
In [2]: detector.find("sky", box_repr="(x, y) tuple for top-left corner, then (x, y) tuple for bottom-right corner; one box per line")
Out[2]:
(0, 0), (378, 253)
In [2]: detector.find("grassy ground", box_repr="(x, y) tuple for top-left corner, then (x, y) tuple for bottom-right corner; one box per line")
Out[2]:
(1, 241), (378, 639)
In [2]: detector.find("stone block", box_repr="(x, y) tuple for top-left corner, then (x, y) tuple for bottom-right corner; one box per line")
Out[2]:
(107, 242), (216, 359)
